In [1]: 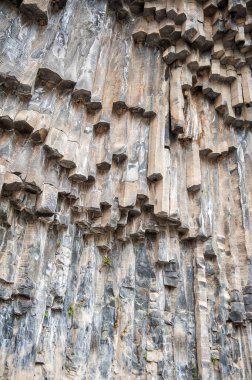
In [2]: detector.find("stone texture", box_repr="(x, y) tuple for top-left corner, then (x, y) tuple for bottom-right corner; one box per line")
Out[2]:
(0, 0), (252, 379)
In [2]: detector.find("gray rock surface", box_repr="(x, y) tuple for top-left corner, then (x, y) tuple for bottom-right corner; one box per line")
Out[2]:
(0, 0), (252, 379)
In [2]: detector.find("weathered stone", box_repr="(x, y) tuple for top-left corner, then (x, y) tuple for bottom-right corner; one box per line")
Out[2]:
(20, 0), (49, 25)
(229, 302), (246, 324)
(204, 238), (216, 258)
(163, 260), (178, 288)
(146, 350), (163, 363)
(2, 172), (23, 196)
(36, 184), (58, 215)
(0, 1), (252, 379)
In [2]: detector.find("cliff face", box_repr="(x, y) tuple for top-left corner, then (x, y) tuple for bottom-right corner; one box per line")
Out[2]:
(0, 0), (252, 379)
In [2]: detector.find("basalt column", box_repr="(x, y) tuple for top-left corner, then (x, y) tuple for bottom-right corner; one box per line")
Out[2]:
(0, 1), (252, 379)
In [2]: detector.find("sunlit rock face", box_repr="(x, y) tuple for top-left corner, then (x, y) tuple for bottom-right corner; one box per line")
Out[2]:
(0, 0), (252, 379)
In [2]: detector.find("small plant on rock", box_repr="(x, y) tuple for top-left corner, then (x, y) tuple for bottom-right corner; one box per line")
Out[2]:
(68, 304), (74, 317)
(102, 255), (112, 268)
(211, 357), (219, 370)
(114, 319), (118, 329)
(44, 309), (49, 318)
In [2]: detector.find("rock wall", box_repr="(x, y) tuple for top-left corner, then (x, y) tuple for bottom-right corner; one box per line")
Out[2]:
(0, 0), (252, 379)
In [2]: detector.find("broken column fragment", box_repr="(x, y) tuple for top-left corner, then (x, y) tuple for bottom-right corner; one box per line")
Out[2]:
(186, 142), (201, 192)
(163, 259), (178, 288)
(20, 0), (50, 25)
(36, 184), (58, 215)
(169, 66), (185, 134)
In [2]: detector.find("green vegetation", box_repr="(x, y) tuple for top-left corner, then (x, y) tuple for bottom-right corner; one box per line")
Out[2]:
(64, 363), (71, 372)
(102, 255), (112, 268)
(68, 304), (74, 317)
(44, 309), (49, 318)
(144, 311), (149, 319)
(116, 296), (122, 311)
(190, 360), (197, 379)
(211, 357), (220, 370)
